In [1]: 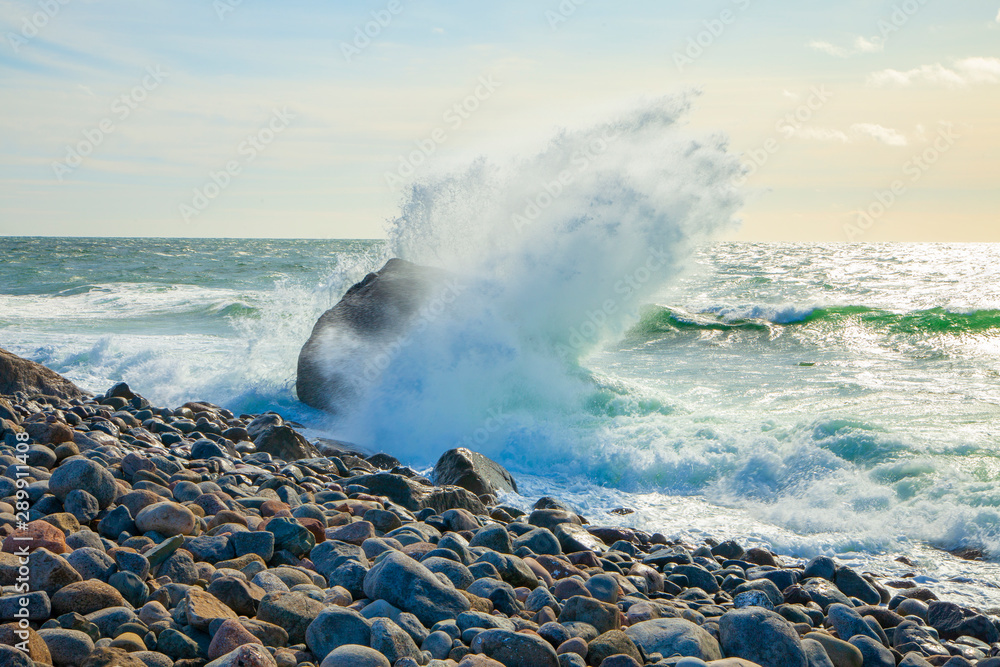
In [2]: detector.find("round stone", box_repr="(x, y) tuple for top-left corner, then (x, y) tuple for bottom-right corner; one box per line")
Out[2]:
(135, 502), (197, 537)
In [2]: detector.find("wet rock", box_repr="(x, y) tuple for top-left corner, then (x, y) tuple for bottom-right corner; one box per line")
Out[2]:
(434, 448), (518, 496)
(0, 347), (90, 399)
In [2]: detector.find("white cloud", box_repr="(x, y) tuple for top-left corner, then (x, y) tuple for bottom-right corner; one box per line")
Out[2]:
(790, 124), (910, 147)
(793, 127), (850, 143)
(868, 57), (1000, 87)
(850, 123), (909, 146)
(809, 36), (883, 58)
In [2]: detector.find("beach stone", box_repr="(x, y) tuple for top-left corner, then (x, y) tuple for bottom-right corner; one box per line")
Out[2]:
(476, 551), (538, 589)
(98, 506), (136, 539)
(423, 556), (475, 590)
(363, 551), (471, 626)
(265, 517), (315, 557)
(559, 596), (621, 635)
(554, 523), (606, 554)
(256, 591), (324, 645)
(39, 628), (97, 667)
(156, 628), (200, 660)
(30, 547), (82, 595)
(435, 447), (518, 497)
(826, 604), (881, 643)
(49, 457), (118, 508)
(187, 535), (234, 563)
(470, 524), (513, 553)
(585, 573), (620, 604)
(926, 600), (1000, 643)
(0, 591), (49, 622)
(208, 619), (263, 660)
(133, 652), (173, 667)
(895, 598), (928, 620)
(52, 580), (126, 616)
(0, 347), (90, 399)
(66, 489), (102, 523)
(206, 644), (277, 667)
(588, 630), (642, 666)
(800, 638), (835, 667)
(231, 531), (275, 561)
(719, 608), (807, 667)
(0, 623), (52, 664)
(674, 564), (721, 593)
(2, 519), (70, 554)
(733, 590), (774, 610)
(81, 646), (148, 667)
(85, 606), (138, 638)
(891, 620), (950, 657)
(208, 576), (266, 617)
(423, 630), (454, 659)
(471, 628), (560, 667)
(305, 606), (372, 660)
(803, 556), (837, 581)
(514, 528), (562, 556)
(799, 578), (853, 610)
(109, 632), (146, 652)
(326, 521), (375, 546)
(0, 644), (33, 667)
(597, 657), (640, 667)
(847, 636), (893, 667)
(370, 617), (422, 663)
(253, 425), (319, 462)
(183, 588), (238, 631)
(626, 618), (722, 661)
(833, 567), (880, 605)
(804, 632), (863, 667)
(66, 547), (116, 581)
(135, 502), (197, 536)
(559, 655), (588, 667)
(318, 644), (390, 667)
(157, 548), (199, 585)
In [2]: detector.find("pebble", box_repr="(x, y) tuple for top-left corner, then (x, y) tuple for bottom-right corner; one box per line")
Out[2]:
(0, 383), (995, 667)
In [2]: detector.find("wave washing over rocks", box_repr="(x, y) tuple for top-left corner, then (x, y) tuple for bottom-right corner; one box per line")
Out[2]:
(2, 351), (1000, 667)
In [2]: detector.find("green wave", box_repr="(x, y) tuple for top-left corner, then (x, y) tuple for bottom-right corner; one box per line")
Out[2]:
(631, 305), (1000, 337)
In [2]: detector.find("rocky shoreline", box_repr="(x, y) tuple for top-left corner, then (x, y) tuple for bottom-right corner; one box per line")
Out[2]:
(0, 356), (999, 666)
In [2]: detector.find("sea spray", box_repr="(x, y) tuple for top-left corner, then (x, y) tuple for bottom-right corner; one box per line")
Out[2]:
(335, 96), (745, 464)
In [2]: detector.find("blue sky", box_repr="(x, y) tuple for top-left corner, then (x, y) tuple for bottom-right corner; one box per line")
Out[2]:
(1, 0), (998, 240)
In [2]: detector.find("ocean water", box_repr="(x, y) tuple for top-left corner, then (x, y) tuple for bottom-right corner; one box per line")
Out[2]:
(3, 100), (1000, 606)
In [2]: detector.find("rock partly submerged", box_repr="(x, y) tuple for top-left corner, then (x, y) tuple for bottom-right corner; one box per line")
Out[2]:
(296, 258), (443, 414)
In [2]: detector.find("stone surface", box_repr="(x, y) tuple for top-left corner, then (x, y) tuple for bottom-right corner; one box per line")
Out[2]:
(434, 447), (518, 496)
(135, 501), (197, 536)
(205, 644), (277, 667)
(718, 608), (807, 667)
(471, 628), (560, 667)
(51, 580), (126, 616)
(0, 347), (90, 399)
(363, 551), (471, 626)
(319, 644), (391, 667)
(48, 458), (118, 509)
(626, 618), (723, 661)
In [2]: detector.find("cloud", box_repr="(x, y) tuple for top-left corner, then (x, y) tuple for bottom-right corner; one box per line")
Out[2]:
(850, 123), (909, 146)
(996, 8), (1000, 22)
(868, 57), (1000, 87)
(809, 36), (883, 58)
(792, 127), (850, 143)
(790, 124), (909, 147)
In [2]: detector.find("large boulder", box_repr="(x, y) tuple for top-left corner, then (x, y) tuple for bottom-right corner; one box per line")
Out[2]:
(718, 608), (807, 667)
(296, 259), (442, 413)
(0, 347), (90, 399)
(434, 448), (518, 497)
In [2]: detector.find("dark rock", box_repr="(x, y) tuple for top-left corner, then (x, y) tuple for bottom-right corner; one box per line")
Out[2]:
(296, 258), (442, 413)
(471, 628), (560, 667)
(625, 618), (722, 661)
(0, 347), (90, 399)
(305, 607), (372, 660)
(362, 551), (471, 626)
(803, 556), (837, 581)
(848, 635), (894, 667)
(834, 566), (880, 605)
(434, 447), (518, 496)
(49, 458), (118, 509)
(559, 596), (620, 635)
(926, 600), (1000, 643)
(253, 425), (319, 462)
(587, 630), (642, 666)
(256, 591), (325, 645)
(718, 607), (807, 667)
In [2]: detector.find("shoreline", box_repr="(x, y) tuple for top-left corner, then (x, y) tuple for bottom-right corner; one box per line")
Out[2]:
(0, 379), (998, 666)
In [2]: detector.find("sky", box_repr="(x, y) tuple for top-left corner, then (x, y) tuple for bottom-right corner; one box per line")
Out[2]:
(0, 0), (997, 241)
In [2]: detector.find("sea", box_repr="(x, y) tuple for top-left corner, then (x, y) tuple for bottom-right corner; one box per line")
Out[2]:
(2, 102), (999, 606)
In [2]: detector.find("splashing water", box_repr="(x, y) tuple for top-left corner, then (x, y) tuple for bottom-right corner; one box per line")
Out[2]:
(335, 96), (745, 463)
